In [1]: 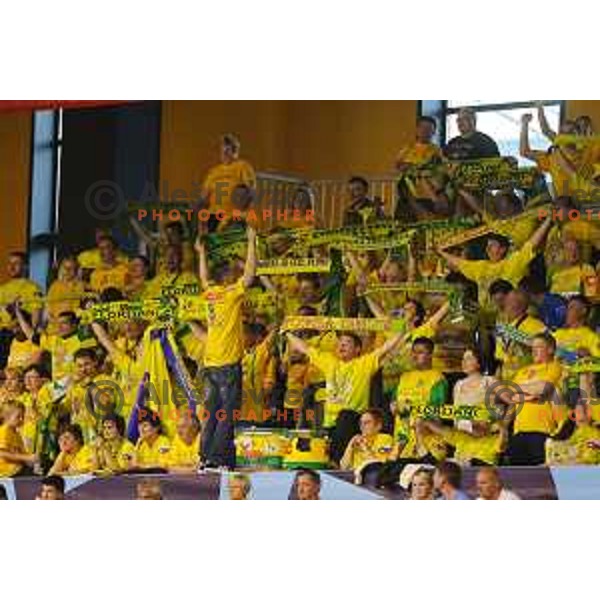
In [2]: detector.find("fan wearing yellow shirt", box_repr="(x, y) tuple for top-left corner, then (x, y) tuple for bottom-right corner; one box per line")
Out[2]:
(0, 367), (24, 406)
(521, 126), (572, 198)
(60, 348), (102, 441)
(419, 415), (507, 466)
(78, 228), (129, 273)
(19, 364), (54, 455)
(287, 326), (408, 466)
(90, 320), (148, 423)
(438, 215), (553, 307)
(280, 311), (330, 427)
(45, 256), (86, 335)
(280, 273), (325, 316)
(167, 411), (201, 473)
(48, 424), (94, 476)
(134, 411), (171, 470)
(547, 402), (600, 465)
(554, 296), (600, 359)
(494, 290), (546, 381)
(393, 337), (449, 462)
(240, 323), (276, 424)
(366, 293), (449, 393)
(88, 235), (129, 294)
(395, 116), (443, 213)
(199, 133), (256, 224)
(91, 414), (136, 473)
(7, 308), (42, 371)
(507, 333), (566, 465)
(553, 296), (600, 420)
(395, 116), (442, 173)
(143, 244), (198, 299)
(16, 308), (96, 382)
(0, 251), (43, 334)
(195, 226), (257, 469)
(548, 238), (595, 295)
(0, 401), (38, 477)
(124, 255), (150, 300)
(340, 409), (395, 484)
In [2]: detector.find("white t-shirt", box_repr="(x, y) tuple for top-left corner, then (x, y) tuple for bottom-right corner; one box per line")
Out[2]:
(477, 488), (521, 500)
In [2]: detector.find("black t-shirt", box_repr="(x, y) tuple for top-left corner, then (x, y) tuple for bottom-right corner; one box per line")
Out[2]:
(444, 131), (500, 161)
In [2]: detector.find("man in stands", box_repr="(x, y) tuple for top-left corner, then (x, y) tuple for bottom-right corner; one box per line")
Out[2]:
(343, 176), (385, 226)
(395, 116), (442, 172)
(36, 475), (65, 500)
(434, 460), (471, 500)
(294, 469), (321, 500)
(195, 226), (257, 470)
(444, 107), (500, 160)
(476, 466), (521, 500)
(88, 235), (130, 294)
(287, 327), (408, 466)
(0, 251), (42, 368)
(199, 133), (256, 232)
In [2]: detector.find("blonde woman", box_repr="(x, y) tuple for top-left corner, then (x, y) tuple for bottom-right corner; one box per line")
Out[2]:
(405, 466), (435, 500)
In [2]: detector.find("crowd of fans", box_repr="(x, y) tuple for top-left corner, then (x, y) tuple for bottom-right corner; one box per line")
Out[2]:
(1, 104), (600, 498)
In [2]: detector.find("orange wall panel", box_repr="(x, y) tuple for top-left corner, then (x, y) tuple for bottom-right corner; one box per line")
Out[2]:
(0, 111), (31, 281)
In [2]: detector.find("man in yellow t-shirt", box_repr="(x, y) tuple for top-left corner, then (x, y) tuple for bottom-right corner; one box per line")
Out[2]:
(546, 402), (600, 465)
(78, 229), (129, 271)
(554, 296), (600, 359)
(143, 244), (199, 300)
(167, 411), (200, 473)
(394, 337), (449, 462)
(200, 133), (256, 219)
(240, 324), (276, 424)
(420, 414), (506, 466)
(438, 215), (553, 307)
(0, 401), (37, 477)
(495, 290), (546, 381)
(509, 333), (566, 465)
(88, 235), (129, 294)
(287, 325), (408, 465)
(0, 251), (43, 324)
(195, 226), (257, 469)
(340, 408), (395, 481)
(0, 252), (43, 366)
(548, 238), (595, 295)
(395, 117), (442, 171)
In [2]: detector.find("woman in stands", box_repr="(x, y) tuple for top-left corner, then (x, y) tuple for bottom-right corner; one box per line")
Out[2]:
(48, 424), (94, 476)
(453, 348), (497, 433)
(408, 466), (435, 500)
(91, 414), (136, 473)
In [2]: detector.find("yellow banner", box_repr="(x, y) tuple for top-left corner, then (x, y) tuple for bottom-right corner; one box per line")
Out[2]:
(256, 258), (331, 275)
(281, 315), (405, 333)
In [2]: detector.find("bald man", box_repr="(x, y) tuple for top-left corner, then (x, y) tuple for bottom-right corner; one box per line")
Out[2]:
(476, 467), (520, 500)
(444, 107), (500, 161)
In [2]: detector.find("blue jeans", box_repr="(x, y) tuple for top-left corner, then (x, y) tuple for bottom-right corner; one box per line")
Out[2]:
(201, 362), (242, 468)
